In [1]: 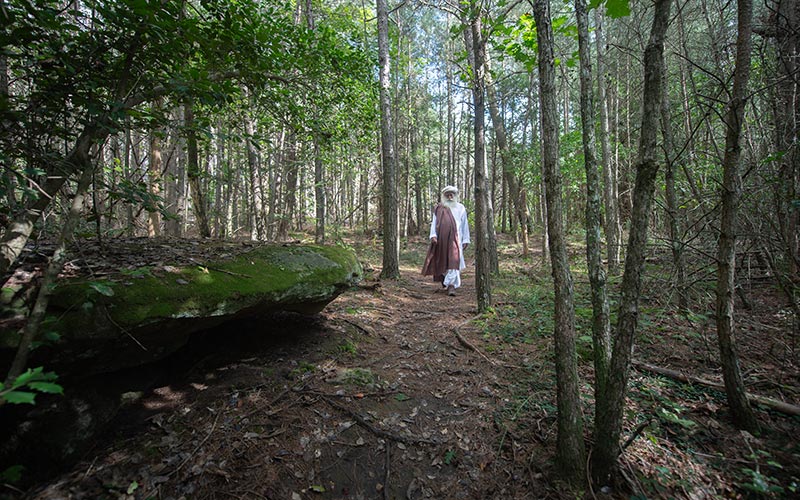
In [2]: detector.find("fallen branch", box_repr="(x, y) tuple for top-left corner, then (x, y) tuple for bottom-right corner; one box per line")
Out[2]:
(453, 315), (496, 366)
(339, 318), (375, 337)
(632, 360), (800, 417)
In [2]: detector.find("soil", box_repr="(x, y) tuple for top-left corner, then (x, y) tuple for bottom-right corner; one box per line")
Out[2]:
(3, 236), (800, 499)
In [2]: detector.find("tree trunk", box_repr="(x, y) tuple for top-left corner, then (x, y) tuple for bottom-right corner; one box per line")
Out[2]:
(592, 0), (672, 486)
(184, 103), (211, 238)
(715, 0), (759, 433)
(4, 164), (94, 387)
(147, 99), (163, 237)
(465, 7), (492, 311)
(244, 110), (265, 241)
(534, 0), (585, 486)
(595, 8), (620, 272)
(377, 0), (399, 279)
(485, 52), (530, 257)
(576, 0), (611, 401)
(278, 133), (298, 240)
(314, 136), (325, 244)
(661, 76), (688, 310)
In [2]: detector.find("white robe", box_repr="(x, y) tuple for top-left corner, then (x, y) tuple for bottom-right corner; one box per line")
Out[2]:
(429, 203), (470, 288)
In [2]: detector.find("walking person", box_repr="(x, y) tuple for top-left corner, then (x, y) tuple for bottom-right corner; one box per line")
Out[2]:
(422, 185), (470, 296)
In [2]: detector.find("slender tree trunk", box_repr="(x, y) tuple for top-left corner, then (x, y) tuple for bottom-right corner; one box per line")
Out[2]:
(576, 0), (611, 401)
(595, 8), (620, 272)
(377, 0), (399, 279)
(147, 98), (163, 237)
(278, 134), (298, 240)
(4, 164), (94, 388)
(185, 103), (211, 238)
(465, 7), (492, 311)
(244, 116), (265, 241)
(485, 52), (530, 256)
(535, 0), (585, 486)
(715, 0), (759, 433)
(314, 137), (325, 244)
(593, 0), (672, 486)
(661, 76), (688, 310)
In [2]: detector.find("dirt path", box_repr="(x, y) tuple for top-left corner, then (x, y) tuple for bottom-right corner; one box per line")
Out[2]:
(27, 266), (555, 500)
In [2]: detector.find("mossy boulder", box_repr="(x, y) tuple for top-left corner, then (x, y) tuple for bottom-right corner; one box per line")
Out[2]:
(8, 244), (362, 376)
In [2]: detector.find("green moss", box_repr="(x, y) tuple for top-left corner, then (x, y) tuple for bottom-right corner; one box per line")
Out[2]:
(48, 244), (361, 338)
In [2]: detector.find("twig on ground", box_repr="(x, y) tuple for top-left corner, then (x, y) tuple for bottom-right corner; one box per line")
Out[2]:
(621, 419), (654, 452)
(171, 410), (222, 476)
(383, 444), (391, 500)
(453, 314), (496, 366)
(339, 318), (375, 336)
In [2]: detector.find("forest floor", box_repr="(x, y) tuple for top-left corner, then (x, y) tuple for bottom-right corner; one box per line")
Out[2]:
(8, 234), (800, 499)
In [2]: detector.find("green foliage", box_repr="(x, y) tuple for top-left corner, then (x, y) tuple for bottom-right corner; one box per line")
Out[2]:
(0, 366), (63, 405)
(589, 0), (632, 18)
(337, 340), (357, 355)
(1, 465), (25, 484)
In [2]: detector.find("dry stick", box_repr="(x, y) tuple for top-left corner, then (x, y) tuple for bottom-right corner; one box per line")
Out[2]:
(171, 410), (222, 476)
(453, 314), (496, 366)
(3, 165), (95, 390)
(339, 318), (375, 336)
(383, 445), (391, 500)
(632, 360), (800, 416)
(620, 418), (654, 452)
(321, 396), (439, 445)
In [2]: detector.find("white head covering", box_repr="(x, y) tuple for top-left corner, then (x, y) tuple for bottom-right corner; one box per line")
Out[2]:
(442, 185), (458, 195)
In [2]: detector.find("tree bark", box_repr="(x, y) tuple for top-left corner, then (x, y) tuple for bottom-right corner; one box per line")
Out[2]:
(184, 103), (211, 238)
(4, 164), (94, 387)
(377, 0), (400, 279)
(465, 6), (492, 311)
(715, 0), (759, 433)
(485, 52), (530, 256)
(534, 0), (585, 486)
(147, 98), (163, 238)
(575, 0), (611, 401)
(314, 137), (326, 244)
(592, 0), (672, 486)
(594, 9), (620, 272)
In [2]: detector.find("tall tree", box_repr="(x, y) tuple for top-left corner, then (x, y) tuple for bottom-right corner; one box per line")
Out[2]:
(715, 0), (759, 433)
(594, 8), (620, 272)
(485, 52), (530, 256)
(464, 3), (493, 311)
(534, 0), (585, 485)
(185, 103), (211, 238)
(593, 0), (672, 486)
(377, 0), (400, 279)
(575, 0), (611, 401)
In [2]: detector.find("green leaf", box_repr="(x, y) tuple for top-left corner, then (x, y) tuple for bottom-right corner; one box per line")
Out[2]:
(1, 465), (24, 484)
(309, 485), (326, 493)
(28, 382), (64, 394)
(605, 0), (631, 18)
(2, 391), (37, 404)
(658, 408), (696, 428)
(127, 481), (139, 494)
(394, 393), (410, 401)
(444, 449), (456, 465)
(89, 281), (115, 297)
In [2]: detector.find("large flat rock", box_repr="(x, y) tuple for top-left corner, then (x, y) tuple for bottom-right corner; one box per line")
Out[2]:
(2, 244), (362, 376)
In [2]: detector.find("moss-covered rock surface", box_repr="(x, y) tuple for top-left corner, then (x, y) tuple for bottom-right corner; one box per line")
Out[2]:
(4, 243), (362, 375)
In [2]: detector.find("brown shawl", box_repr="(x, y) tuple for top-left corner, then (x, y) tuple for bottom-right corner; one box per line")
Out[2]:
(421, 204), (461, 283)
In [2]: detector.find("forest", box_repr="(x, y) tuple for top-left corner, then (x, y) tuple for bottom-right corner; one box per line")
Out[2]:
(0, 0), (798, 498)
